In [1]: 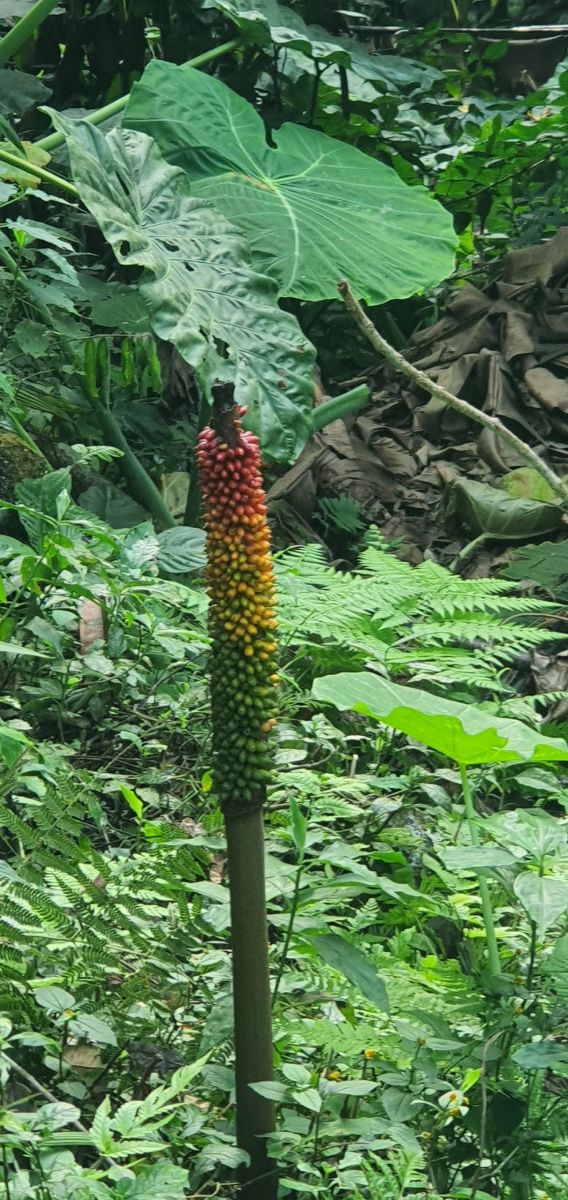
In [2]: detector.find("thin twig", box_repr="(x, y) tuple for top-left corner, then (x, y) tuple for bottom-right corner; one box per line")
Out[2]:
(337, 279), (568, 507)
(470, 1029), (506, 1200)
(4, 1055), (88, 1132)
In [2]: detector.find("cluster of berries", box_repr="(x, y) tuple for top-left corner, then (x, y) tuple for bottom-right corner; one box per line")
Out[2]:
(197, 407), (278, 814)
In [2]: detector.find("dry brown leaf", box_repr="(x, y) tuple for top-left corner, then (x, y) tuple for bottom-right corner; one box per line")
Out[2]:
(63, 1045), (103, 1069)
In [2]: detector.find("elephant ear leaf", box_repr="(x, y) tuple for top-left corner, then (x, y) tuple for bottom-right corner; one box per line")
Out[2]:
(124, 61), (457, 304)
(48, 112), (316, 464)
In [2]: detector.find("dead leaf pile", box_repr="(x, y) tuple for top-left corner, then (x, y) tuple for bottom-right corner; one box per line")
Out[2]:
(270, 229), (568, 564)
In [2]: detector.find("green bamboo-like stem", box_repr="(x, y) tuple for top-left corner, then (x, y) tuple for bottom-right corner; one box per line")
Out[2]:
(312, 384), (369, 431)
(225, 808), (277, 1200)
(0, 0), (59, 66)
(36, 39), (240, 153)
(459, 764), (501, 977)
(0, 146), (77, 196)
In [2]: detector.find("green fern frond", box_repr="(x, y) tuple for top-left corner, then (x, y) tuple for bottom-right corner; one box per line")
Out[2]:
(276, 535), (561, 697)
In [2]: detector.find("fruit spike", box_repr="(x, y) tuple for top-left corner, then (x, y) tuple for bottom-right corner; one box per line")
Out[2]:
(197, 402), (278, 814)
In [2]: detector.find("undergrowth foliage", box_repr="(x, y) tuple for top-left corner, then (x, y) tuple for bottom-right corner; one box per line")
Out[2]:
(277, 533), (561, 695)
(0, 2), (568, 1196)
(1, 475), (568, 1198)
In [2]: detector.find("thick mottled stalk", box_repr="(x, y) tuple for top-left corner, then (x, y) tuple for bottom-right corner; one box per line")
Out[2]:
(197, 389), (277, 1198)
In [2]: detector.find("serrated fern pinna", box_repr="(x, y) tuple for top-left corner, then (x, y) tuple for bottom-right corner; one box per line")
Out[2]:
(276, 532), (561, 697)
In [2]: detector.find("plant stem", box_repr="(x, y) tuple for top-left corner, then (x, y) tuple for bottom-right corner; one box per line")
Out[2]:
(459, 764), (501, 977)
(184, 391), (210, 526)
(526, 920), (537, 990)
(450, 533), (488, 573)
(88, 395), (175, 529)
(83, 355), (175, 530)
(272, 849), (305, 1007)
(3, 1055), (88, 1132)
(225, 808), (277, 1200)
(338, 279), (568, 507)
(0, 147), (77, 196)
(312, 384), (369, 431)
(308, 63), (322, 125)
(36, 39), (240, 153)
(0, 245), (52, 323)
(338, 64), (350, 120)
(0, 0), (59, 67)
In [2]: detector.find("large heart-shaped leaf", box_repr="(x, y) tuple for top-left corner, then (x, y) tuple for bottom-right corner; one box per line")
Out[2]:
(124, 62), (457, 304)
(443, 478), (564, 541)
(312, 672), (568, 765)
(48, 114), (316, 462)
(207, 0), (441, 91)
(513, 873), (568, 933)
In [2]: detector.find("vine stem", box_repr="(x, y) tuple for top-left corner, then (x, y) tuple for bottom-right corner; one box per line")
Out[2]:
(338, 280), (568, 506)
(459, 764), (501, 977)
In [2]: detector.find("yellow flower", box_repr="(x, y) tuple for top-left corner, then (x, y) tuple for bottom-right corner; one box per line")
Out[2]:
(328, 1069), (342, 1081)
(364, 1048), (377, 1060)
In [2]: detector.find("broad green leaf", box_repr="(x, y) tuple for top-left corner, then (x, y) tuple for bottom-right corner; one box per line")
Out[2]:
(156, 527), (206, 575)
(313, 672), (568, 766)
(513, 873), (568, 933)
(502, 468), (560, 504)
(442, 478), (563, 541)
(69, 1013), (117, 1046)
(292, 1086), (322, 1112)
(194, 1143), (249, 1172)
(325, 1079), (379, 1096)
(381, 1087), (416, 1122)
(34, 985), (76, 1012)
(15, 468), (71, 549)
(282, 1062), (311, 1085)
(114, 1163), (189, 1200)
(0, 68), (51, 116)
(0, 642), (47, 658)
(249, 1079), (289, 1101)
(487, 810), (566, 860)
(207, 1), (441, 91)
(0, 723), (30, 767)
(512, 1041), (568, 1072)
(505, 538), (568, 603)
(312, 932), (389, 1012)
(199, 994), (233, 1053)
(32, 1102), (81, 1130)
(0, 535), (30, 559)
(48, 113), (316, 463)
(124, 62), (457, 304)
(441, 847), (517, 870)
